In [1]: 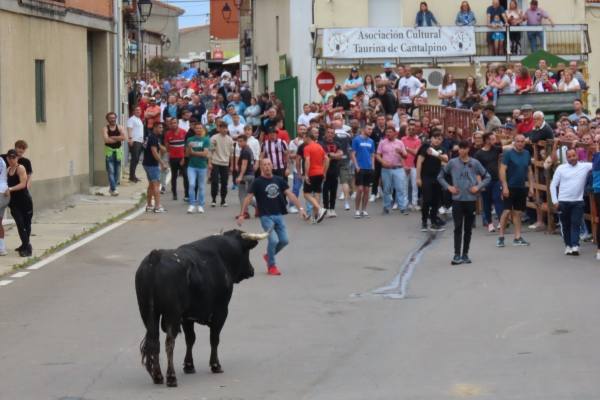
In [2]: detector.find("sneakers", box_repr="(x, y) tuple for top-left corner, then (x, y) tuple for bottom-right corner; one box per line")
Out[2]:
(570, 246), (580, 256)
(461, 254), (472, 264)
(183, 196), (189, 202)
(421, 222), (428, 232)
(401, 209), (409, 215)
(154, 206), (166, 213)
(382, 208), (390, 215)
(316, 208), (327, 223)
(267, 266), (282, 276)
(513, 237), (530, 246)
(145, 205), (154, 212)
(288, 205), (299, 214)
(211, 201), (217, 207)
(328, 210), (337, 218)
(596, 252), (600, 261)
(414, 204), (421, 211)
(392, 203), (398, 210)
(0, 249), (7, 256)
(160, 186), (166, 194)
(451, 255), (463, 265)
(565, 246), (573, 255)
(487, 223), (496, 233)
(173, 194), (178, 201)
(369, 194), (376, 203)
(197, 206), (205, 214)
(344, 201), (350, 210)
(354, 210), (362, 219)
(496, 237), (505, 247)
(361, 210), (370, 218)
(438, 206), (447, 215)
(110, 190), (119, 197)
(187, 205), (195, 214)
(528, 223), (545, 231)
(350, 192), (357, 200)
(338, 192), (345, 200)
(429, 224), (445, 232)
(221, 201), (228, 207)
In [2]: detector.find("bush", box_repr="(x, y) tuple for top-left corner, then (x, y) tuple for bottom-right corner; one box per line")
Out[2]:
(147, 57), (181, 79)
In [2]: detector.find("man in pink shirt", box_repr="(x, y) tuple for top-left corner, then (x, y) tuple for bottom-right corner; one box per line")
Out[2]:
(525, 0), (554, 53)
(377, 127), (408, 214)
(401, 120), (422, 211)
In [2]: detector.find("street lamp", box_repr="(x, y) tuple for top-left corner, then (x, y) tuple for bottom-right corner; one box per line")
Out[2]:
(222, 2), (232, 22)
(138, 0), (153, 23)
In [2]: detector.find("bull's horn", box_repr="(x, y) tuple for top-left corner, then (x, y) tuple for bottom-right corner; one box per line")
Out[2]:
(241, 231), (269, 241)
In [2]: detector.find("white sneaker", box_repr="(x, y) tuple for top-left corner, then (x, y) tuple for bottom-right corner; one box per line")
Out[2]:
(438, 206), (446, 214)
(369, 194), (376, 203)
(487, 223), (496, 233)
(325, 209), (332, 218)
(0, 249), (7, 256)
(154, 206), (166, 213)
(354, 210), (362, 219)
(564, 246), (572, 255)
(596, 252), (600, 261)
(187, 205), (196, 214)
(362, 210), (370, 218)
(376, 192), (381, 199)
(414, 205), (421, 211)
(392, 203), (398, 210)
(288, 205), (299, 214)
(197, 206), (205, 213)
(329, 210), (337, 218)
(344, 201), (350, 210)
(351, 192), (357, 200)
(338, 192), (345, 200)
(571, 246), (580, 255)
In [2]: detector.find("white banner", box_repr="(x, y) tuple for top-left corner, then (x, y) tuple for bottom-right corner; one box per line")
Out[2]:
(322, 27), (476, 59)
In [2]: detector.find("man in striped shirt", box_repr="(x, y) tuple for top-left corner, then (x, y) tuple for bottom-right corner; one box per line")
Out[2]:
(164, 118), (188, 200)
(261, 126), (289, 177)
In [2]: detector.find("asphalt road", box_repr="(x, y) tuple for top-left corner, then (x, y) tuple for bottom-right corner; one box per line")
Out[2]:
(1, 191), (600, 400)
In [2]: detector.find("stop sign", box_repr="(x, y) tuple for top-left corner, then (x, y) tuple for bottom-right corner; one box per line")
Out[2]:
(316, 71), (336, 91)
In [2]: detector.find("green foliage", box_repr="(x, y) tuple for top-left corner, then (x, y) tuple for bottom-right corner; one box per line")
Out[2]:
(147, 57), (182, 80)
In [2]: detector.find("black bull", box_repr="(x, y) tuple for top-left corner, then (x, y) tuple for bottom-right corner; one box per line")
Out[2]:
(135, 229), (268, 387)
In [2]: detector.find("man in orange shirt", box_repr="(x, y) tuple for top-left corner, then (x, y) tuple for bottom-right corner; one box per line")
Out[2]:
(303, 130), (329, 223)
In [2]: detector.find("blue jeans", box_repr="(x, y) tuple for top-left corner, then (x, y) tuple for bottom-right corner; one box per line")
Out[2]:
(292, 172), (303, 198)
(187, 167), (207, 207)
(480, 86), (499, 105)
(558, 201), (584, 247)
(381, 168), (408, 211)
(260, 214), (289, 267)
(527, 31), (543, 53)
(105, 152), (121, 192)
(481, 180), (503, 225)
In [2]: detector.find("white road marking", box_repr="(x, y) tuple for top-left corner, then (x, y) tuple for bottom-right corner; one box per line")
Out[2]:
(0, 280), (13, 286)
(24, 207), (146, 271)
(10, 271), (30, 278)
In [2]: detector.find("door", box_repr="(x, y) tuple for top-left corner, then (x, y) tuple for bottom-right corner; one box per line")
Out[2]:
(258, 65), (269, 93)
(274, 76), (298, 138)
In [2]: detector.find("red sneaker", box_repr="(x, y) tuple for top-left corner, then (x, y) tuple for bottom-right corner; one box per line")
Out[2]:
(268, 266), (282, 275)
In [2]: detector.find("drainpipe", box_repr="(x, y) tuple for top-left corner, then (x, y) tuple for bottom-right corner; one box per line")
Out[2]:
(113, 0), (122, 120)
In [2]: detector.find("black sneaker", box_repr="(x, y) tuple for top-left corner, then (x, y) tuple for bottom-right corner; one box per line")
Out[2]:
(461, 254), (472, 264)
(496, 237), (505, 247)
(160, 186), (166, 194)
(173, 194), (178, 201)
(451, 255), (463, 265)
(435, 218), (446, 227)
(421, 222), (428, 232)
(430, 224), (445, 232)
(183, 197), (189, 202)
(513, 237), (530, 246)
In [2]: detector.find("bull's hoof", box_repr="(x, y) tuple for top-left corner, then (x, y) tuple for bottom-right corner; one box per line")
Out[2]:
(166, 376), (178, 387)
(152, 375), (164, 385)
(210, 364), (223, 374)
(183, 364), (196, 374)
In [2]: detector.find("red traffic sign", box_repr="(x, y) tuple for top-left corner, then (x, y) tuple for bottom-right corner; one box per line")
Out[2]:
(316, 71), (336, 91)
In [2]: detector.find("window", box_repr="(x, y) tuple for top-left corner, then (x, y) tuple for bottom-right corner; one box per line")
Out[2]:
(35, 59), (46, 123)
(275, 16), (280, 52)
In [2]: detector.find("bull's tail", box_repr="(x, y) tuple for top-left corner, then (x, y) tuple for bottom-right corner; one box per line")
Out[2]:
(136, 250), (162, 367)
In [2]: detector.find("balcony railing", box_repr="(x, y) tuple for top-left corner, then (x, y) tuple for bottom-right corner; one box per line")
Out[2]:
(314, 24), (590, 64)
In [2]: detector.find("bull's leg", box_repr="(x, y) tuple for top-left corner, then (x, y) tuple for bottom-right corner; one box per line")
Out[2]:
(142, 311), (163, 385)
(209, 309), (228, 373)
(182, 320), (196, 374)
(165, 331), (179, 387)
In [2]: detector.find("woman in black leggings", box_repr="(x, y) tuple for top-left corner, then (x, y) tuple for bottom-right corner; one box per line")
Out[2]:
(6, 149), (33, 257)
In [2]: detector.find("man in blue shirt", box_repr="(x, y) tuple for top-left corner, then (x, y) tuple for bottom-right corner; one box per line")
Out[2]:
(351, 125), (375, 218)
(497, 134), (534, 248)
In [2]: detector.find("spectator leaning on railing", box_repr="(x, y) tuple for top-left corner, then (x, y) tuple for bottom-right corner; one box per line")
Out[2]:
(415, 1), (439, 27)
(524, 0), (554, 54)
(455, 1), (476, 26)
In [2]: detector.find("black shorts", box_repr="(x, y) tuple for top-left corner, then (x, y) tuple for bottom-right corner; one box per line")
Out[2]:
(303, 175), (324, 193)
(355, 169), (373, 187)
(503, 187), (528, 211)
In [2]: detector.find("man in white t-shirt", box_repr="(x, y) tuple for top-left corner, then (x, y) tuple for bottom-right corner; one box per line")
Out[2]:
(396, 67), (423, 111)
(297, 104), (319, 127)
(126, 106), (145, 182)
(228, 114), (246, 139)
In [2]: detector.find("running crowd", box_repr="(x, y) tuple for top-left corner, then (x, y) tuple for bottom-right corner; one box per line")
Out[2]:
(105, 60), (600, 273)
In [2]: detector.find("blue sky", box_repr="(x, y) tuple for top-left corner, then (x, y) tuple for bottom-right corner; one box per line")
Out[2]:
(163, 0), (210, 28)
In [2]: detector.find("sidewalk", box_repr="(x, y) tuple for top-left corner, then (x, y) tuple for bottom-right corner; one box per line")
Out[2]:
(0, 170), (148, 277)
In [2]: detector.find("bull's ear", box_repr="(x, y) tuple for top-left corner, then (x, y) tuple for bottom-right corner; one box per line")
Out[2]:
(242, 239), (260, 250)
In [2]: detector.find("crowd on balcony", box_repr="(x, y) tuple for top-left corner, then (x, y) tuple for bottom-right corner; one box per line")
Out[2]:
(416, 0), (555, 55)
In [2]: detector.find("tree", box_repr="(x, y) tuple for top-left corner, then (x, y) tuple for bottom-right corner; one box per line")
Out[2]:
(147, 57), (181, 79)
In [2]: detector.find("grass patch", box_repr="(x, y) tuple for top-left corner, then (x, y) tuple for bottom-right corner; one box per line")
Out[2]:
(6, 194), (146, 274)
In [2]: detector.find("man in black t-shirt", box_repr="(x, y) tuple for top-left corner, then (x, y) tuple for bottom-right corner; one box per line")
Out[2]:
(237, 158), (307, 276)
(474, 132), (504, 232)
(1, 140), (33, 188)
(235, 135), (256, 217)
(416, 130), (448, 231)
(320, 127), (343, 217)
(142, 123), (168, 213)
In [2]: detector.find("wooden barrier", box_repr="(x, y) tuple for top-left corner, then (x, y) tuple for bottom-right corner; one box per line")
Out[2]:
(529, 140), (597, 243)
(418, 105), (476, 138)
